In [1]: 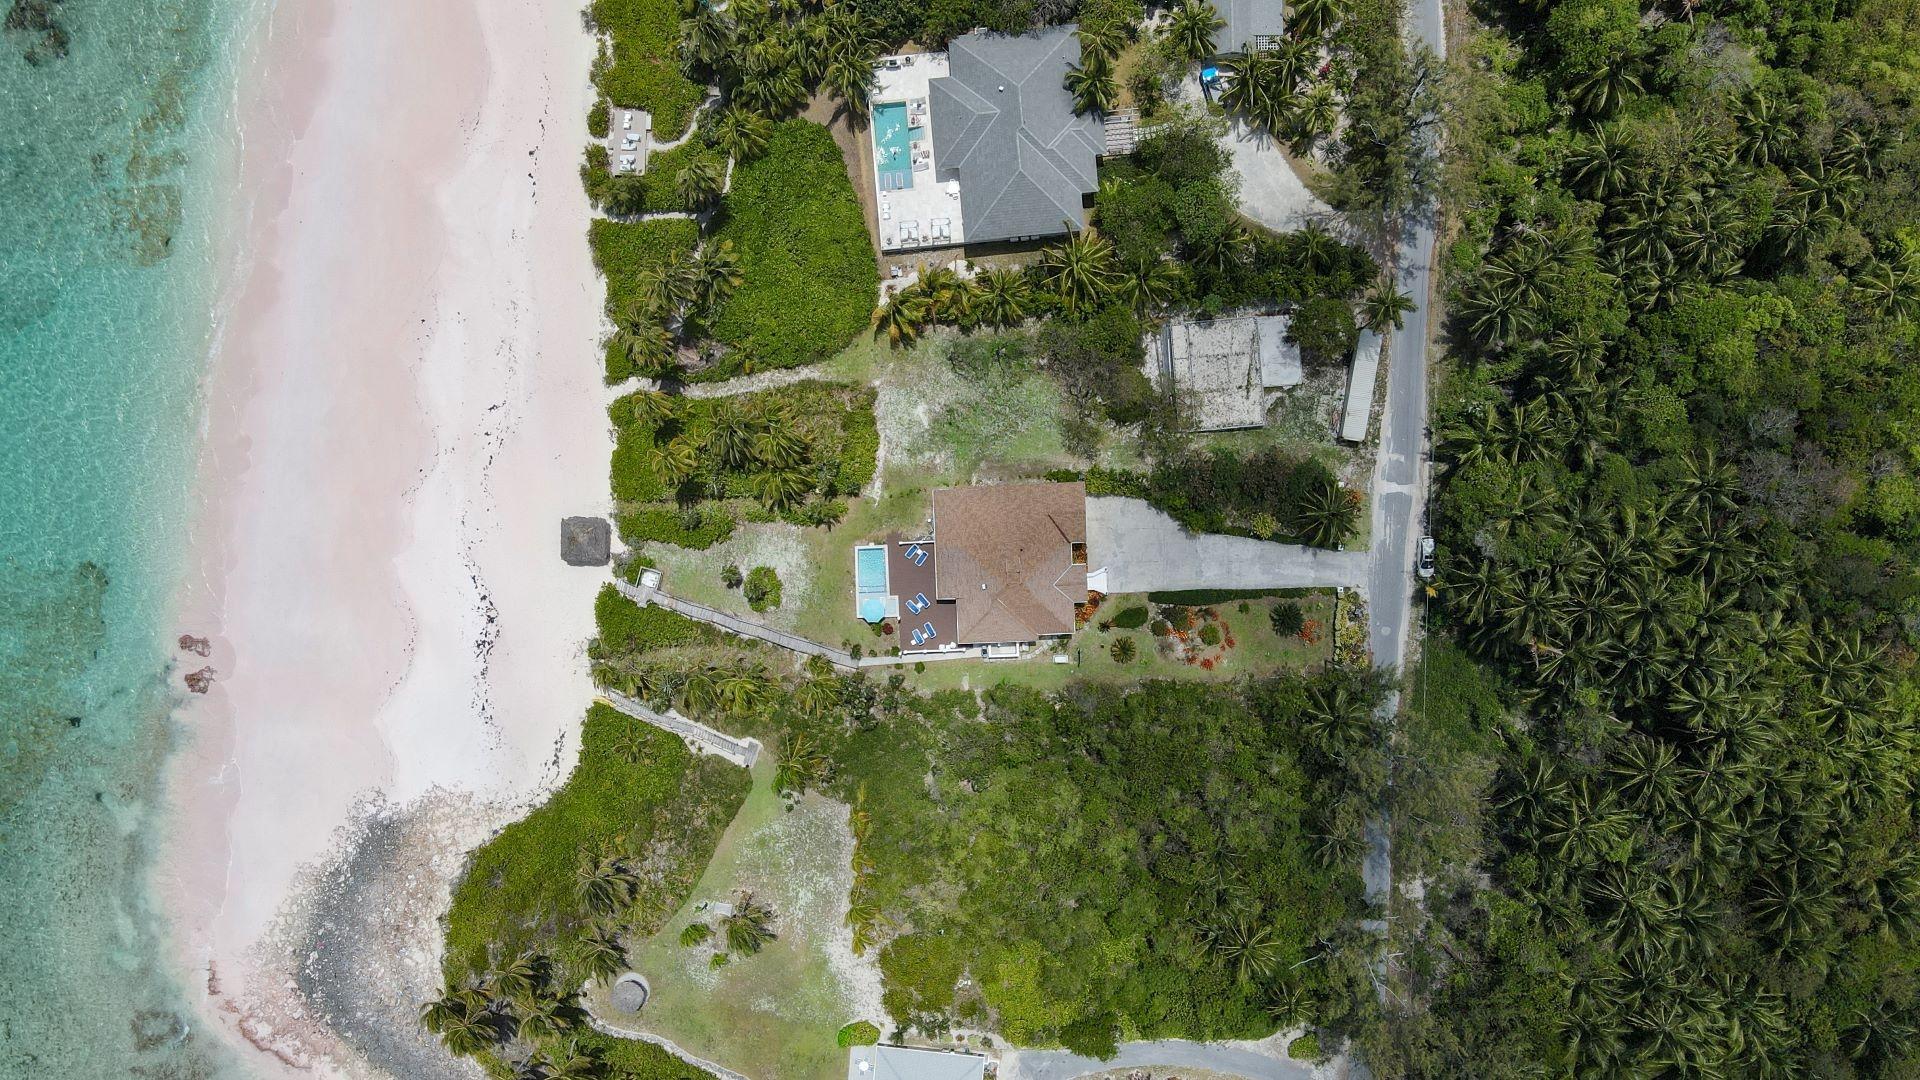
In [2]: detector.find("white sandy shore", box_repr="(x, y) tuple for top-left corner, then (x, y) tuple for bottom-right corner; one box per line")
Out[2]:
(159, 0), (611, 1072)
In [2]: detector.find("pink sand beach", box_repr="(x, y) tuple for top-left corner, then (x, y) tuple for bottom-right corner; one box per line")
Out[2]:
(159, 0), (614, 1071)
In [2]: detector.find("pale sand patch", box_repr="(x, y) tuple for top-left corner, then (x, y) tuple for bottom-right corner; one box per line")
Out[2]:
(158, 0), (606, 1071)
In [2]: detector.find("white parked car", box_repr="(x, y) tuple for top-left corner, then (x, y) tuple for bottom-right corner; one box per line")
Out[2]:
(1416, 536), (1436, 579)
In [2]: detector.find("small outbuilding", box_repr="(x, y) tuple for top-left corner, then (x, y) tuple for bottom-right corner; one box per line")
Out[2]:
(848, 1045), (989, 1080)
(561, 516), (611, 566)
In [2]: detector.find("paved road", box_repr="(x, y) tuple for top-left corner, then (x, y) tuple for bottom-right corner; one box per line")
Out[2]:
(1358, 0), (1446, 925)
(1004, 1039), (1328, 1080)
(1088, 497), (1368, 594)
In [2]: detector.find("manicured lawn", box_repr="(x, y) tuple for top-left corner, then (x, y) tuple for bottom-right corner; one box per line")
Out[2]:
(704, 121), (878, 379)
(588, 761), (875, 1080)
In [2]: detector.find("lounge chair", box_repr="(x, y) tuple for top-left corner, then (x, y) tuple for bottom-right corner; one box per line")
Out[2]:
(914, 592), (930, 611)
(909, 629), (926, 646)
(906, 595), (926, 615)
(912, 547), (929, 567)
(921, 621), (937, 641)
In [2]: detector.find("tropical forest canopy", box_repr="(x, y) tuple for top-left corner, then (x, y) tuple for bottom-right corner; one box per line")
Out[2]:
(1361, 0), (1920, 1074)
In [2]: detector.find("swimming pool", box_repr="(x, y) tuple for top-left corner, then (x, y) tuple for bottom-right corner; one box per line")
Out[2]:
(855, 544), (889, 622)
(872, 102), (913, 191)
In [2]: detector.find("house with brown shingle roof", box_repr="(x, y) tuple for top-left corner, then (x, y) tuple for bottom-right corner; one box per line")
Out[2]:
(930, 482), (1088, 646)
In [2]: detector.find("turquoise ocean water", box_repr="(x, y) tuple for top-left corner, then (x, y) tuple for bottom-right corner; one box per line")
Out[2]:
(1, 0), (258, 1074)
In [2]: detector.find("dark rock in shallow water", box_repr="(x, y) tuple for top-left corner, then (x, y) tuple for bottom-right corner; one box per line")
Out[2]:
(184, 666), (215, 694)
(561, 516), (611, 567)
(178, 634), (212, 657)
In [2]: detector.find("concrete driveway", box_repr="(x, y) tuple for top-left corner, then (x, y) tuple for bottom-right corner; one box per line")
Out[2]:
(1087, 497), (1367, 595)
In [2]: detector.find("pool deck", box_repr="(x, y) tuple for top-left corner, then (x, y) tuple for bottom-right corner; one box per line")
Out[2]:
(871, 53), (967, 253)
(885, 533), (958, 651)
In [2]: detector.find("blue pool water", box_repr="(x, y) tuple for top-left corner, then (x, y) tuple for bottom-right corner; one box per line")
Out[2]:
(873, 102), (913, 191)
(856, 546), (889, 593)
(0, 0), (258, 1074)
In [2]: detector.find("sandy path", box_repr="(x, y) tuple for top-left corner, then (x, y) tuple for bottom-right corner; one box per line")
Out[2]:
(159, 0), (607, 1072)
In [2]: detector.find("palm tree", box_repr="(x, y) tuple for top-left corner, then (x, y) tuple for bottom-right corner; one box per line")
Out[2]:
(679, 667), (720, 714)
(1064, 49), (1119, 115)
(606, 712), (658, 762)
(676, 159), (726, 212)
(1293, 476), (1357, 548)
(872, 290), (930, 348)
(1273, 35), (1316, 88)
(689, 240), (743, 318)
(1076, 19), (1128, 62)
(1566, 126), (1636, 198)
(716, 664), (769, 715)
(573, 922), (627, 984)
(487, 950), (543, 1007)
(625, 387), (678, 428)
(516, 991), (575, 1043)
(711, 106), (772, 162)
(824, 54), (876, 124)
(1211, 917), (1282, 982)
(705, 404), (759, 470)
(751, 465), (814, 511)
(1116, 253), (1183, 314)
(1220, 48), (1288, 129)
(1359, 277), (1414, 331)
(1733, 90), (1790, 168)
(1569, 62), (1641, 117)
(648, 434), (700, 488)
(683, 4), (735, 69)
(576, 850), (638, 915)
(725, 894), (778, 955)
(1167, 0), (1225, 61)
(752, 419), (809, 470)
(1855, 256), (1919, 323)
(1289, 84), (1337, 152)
(1038, 227), (1120, 315)
(792, 676), (840, 719)
(775, 730), (830, 793)
(421, 987), (496, 1055)
(537, 1039), (607, 1080)
(609, 309), (675, 379)
(973, 267), (1033, 327)
(1287, 0), (1345, 39)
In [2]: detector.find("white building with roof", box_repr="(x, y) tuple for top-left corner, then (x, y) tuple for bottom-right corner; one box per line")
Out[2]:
(847, 1045), (989, 1080)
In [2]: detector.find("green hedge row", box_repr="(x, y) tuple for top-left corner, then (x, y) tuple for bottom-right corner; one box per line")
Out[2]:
(617, 506), (738, 549)
(589, 0), (704, 140)
(1144, 588), (1314, 605)
(703, 121), (876, 380)
(594, 584), (722, 652)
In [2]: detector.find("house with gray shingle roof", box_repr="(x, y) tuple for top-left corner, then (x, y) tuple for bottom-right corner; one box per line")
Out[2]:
(927, 26), (1104, 246)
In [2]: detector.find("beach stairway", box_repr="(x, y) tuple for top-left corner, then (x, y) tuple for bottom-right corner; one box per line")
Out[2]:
(596, 690), (760, 768)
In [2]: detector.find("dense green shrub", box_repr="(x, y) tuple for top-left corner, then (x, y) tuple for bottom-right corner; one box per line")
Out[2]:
(441, 703), (747, 979)
(744, 566), (781, 611)
(680, 921), (714, 947)
(609, 381), (878, 527)
(705, 121), (875, 379)
(835, 1021), (882, 1048)
(588, 98), (611, 138)
(576, 1028), (724, 1080)
(594, 585), (720, 653)
(1109, 605), (1150, 629)
(617, 506), (737, 549)
(1287, 1033), (1320, 1060)
(589, 0), (704, 139)
(878, 933), (964, 1022)
(590, 216), (701, 316)
(1198, 622), (1223, 646)
(1148, 588), (1296, 605)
